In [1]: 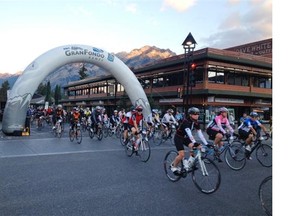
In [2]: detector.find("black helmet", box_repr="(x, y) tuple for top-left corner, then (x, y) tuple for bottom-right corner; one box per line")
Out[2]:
(250, 112), (258, 117)
(188, 107), (200, 115)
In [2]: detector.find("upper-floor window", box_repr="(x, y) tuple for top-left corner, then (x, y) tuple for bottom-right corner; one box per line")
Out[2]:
(139, 78), (151, 89)
(208, 70), (224, 83)
(227, 72), (249, 86)
(253, 77), (272, 89)
(152, 77), (164, 88)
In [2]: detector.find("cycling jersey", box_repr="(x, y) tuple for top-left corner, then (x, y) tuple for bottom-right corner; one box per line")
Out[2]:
(238, 117), (262, 132)
(207, 115), (234, 134)
(72, 112), (81, 122)
(162, 113), (177, 124)
(128, 112), (143, 126)
(176, 118), (207, 145)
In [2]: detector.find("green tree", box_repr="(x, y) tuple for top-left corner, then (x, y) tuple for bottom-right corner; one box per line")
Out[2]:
(45, 81), (52, 104)
(0, 80), (10, 101)
(36, 82), (47, 95)
(54, 85), (62, 105)
(79, 64), (88, 80)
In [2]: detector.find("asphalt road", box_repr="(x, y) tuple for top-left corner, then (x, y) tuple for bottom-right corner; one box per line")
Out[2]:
(0, 123), (272, 216)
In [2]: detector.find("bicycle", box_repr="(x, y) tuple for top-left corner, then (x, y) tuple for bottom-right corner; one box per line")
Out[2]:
(69, 121), (82, 144)
(89, 123), (103, 141)
(153, 123), (177, 146)
(163, 144), (221, 194)
(233, 134), (272, 169)
(125, 130), (151, 162)
(203, 134), (246, 171)
(53, 118), (63, 138)
(258, 175), (272, 216)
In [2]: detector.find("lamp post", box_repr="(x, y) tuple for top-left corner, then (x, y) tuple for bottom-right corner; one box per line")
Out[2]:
(182, 32), (197, 115)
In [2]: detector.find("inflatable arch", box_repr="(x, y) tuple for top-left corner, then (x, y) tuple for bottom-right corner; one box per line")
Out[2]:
(2, 45), (151, 135)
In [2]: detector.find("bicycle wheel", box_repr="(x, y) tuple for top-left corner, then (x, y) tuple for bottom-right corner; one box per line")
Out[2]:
(258, 175), (272, 216)
(56, 125), (62, 138)
(125, 140), (134, 157)
(69, 129), (74, 142)
(76, 129), (82, 144)
(115, 126), (121, 138)
(97, 129), (103, 141)
(224, 143), (246, 171)
(256, 144), (272, 167)
(154, 130), (164, 146)
(163, 150), (182, 182)
(192, 157), (221, 194)
(138, 140), (151, 162)
(108, 128), (114, 137)
(168, 129), (176, 146)
(119, 132), (126, 146)
(89, 128), (94, 139)
(103, 127), (109, 138)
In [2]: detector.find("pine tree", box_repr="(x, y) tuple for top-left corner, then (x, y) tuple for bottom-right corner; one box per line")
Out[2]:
(0, 80), (10, 101)
(45, 81), (52, 104)
(54, 85), (62, 105)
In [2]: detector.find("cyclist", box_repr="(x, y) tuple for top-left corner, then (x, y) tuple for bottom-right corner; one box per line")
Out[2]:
(91, 106), (102, 135)
(171, 107), (208, 174)
(52, 104), (64, 130)
(206, 107), (234, 162)
(35, 106), (45, 128)
(122, 106), (135, 144)
(110, 110), (120, 132)
(70, 107), (81, 131)
(128, 105), (145, 151)
(238, 111), (270, 159)
(161, 108), (178, 138)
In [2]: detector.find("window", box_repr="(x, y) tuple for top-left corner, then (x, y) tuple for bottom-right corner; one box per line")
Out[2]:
(253, 76), (272, 89)
(208, 70), (224, 83)
(152, 77), (164, 88)
(227, 72), (249, 86)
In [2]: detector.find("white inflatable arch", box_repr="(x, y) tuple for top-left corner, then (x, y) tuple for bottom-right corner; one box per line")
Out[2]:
(2, 45), (151, 135)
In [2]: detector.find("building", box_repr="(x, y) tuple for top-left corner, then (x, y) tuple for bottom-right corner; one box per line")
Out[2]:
(61, 38), (272, 124)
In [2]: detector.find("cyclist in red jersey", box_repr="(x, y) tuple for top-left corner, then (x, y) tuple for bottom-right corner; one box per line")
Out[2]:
(128, 105), (145, 150)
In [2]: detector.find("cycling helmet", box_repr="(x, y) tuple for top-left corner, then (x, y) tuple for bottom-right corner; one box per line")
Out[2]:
(57, 104), (62, 109)
(250, 112), (258, 117)
(114, 110), (118, 113)
(188, 107), (200, 115)
(219, 107), (228, 113)
(167, 109), (174, 113)
(135, 105), (143, 111)
(95, 106), (101, 110)
(152, 109), (158, 113)
(130, 105), (135, 111)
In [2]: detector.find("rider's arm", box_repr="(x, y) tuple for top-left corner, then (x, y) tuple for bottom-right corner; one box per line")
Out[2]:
(184, 128), (196, 144)
(215, 116), (227, 134)
(257, 121), (269, 135)
(225, 120), (234, 134)
(196, 129), (208, 145)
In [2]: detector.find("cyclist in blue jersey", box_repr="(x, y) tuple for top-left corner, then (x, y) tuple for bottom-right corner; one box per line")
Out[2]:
(238, 111), (270, 159)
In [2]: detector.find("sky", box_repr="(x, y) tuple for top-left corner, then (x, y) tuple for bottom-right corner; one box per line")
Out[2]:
(0, 0), (273, 74)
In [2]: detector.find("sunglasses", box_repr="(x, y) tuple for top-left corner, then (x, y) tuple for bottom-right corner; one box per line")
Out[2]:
(192, 113), (200, 115)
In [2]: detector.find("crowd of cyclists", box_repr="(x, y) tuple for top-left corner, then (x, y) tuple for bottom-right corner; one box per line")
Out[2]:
(27, 104), (271, 171)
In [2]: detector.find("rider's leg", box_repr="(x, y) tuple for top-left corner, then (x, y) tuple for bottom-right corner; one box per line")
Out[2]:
(214, 132), (224, 148)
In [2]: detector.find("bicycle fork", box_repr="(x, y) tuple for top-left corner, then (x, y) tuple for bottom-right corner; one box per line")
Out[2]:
(198, 158), (209, 176)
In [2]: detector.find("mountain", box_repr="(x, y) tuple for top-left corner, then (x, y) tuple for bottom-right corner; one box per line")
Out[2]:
(0, 46), (176, 89)
(0, 72), (22, 87)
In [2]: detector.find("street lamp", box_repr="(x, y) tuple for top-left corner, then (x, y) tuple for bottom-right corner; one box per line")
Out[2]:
(182, 32), (197, 115)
